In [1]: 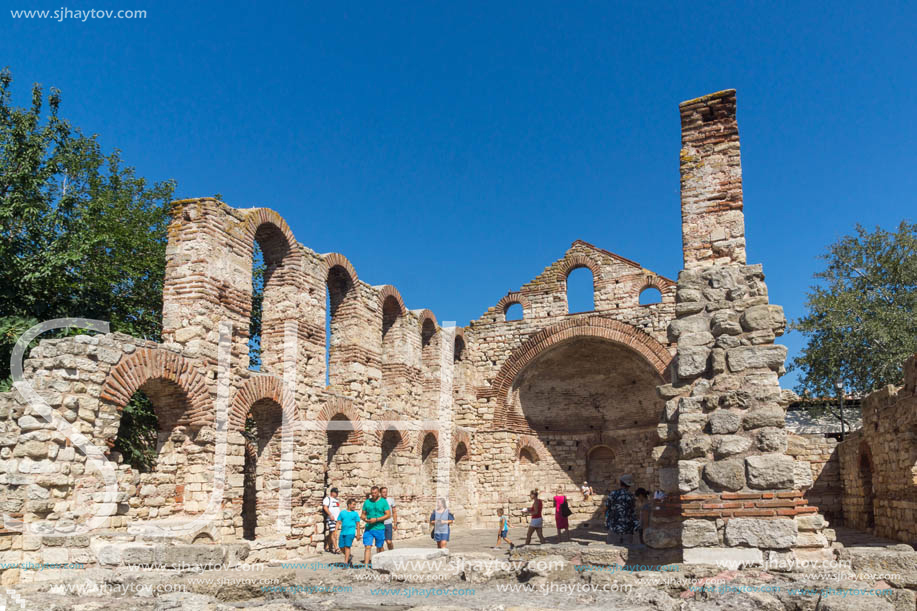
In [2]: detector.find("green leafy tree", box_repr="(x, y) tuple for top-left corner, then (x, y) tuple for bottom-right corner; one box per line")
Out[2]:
(790, 221), (917, 401)
(0, 67), (176, 469)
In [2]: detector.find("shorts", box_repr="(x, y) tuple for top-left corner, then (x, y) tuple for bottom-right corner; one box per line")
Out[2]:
(530, 518), (543, 528)
(338, 533), (354, 548)
(433, 532), (449, 542)
(384, 523), (393, 541)
(363, 529), (385, 547)
(500, 529), (508, 538)
(325, 519), (336, 532)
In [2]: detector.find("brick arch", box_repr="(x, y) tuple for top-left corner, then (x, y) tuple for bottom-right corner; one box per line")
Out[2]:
(454, 441), (470, 463)
(416, 430), (440, 456)
(559, 254), (603, 282)
(453, 328), (466, 362)
(488, 316), (673, 429)
(639, 274), (671, 294)
(376, 285), (407, 316)
(229, 375), (296, 431)
(318, 396), (363, 444)
(322, 252), (359, 284)
(452, 429), (472, 458)
(496, 292), (531, 319)
(575, 436), (625, 461)
(99, 347), (211, 429)
(415, 309), (438, 332)
(638, 274), (674, 304)
(371, 412), (415, 452)
(516, 434), (548, 462)
(242, 208), (303, 268)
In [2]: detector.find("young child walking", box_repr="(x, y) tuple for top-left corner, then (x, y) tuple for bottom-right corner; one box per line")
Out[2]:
(335, 498), (362, 566)
(494, 508), (514, 549)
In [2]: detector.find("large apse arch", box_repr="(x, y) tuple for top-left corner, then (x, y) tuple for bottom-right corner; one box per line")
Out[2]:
(491, 316), (673, 495)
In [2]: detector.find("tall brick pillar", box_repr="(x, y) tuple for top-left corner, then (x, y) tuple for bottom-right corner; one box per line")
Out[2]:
(162, 198), (251, 370)
(680, 90), (747, 269)
(647, 91), (831, 565)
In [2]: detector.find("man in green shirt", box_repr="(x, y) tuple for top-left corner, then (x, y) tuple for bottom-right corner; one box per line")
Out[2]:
(361, 485), (391, 566)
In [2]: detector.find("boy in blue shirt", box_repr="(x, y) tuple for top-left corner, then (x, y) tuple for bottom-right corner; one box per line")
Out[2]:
(336, 498), (361, 566)
(494, 507), (514, 549)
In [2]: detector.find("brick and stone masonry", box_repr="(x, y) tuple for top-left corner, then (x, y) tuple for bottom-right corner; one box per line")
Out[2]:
(838, 355), (917, 546)
(1, 88), (901, 584)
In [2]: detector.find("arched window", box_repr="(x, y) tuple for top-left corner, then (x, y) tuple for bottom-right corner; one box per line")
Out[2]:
(421, 318), (437, 367)
(326, 413), (352, 465)
(454, 336), (465, 362)
(249, 241), (265, 370)
(639, 286), (662, 306)
(381, 428), (401, 468)
(566, 267), (594, 313)
(112, 389), (158, 472)
(454, 442), (468, 465)
(249, 221), (294, 375)
(241, 398), (283, 540)
(326, 266), (355, 386)
(381, 295), (402, 370)
(504, 302), (524, 321)
(421, 433), (438, 487)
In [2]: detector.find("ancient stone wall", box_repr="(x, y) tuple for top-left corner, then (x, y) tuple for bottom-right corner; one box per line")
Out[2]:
(838, 355), (917, 545)
(787, 433), (843, 524)
(462, 239), (678, 525)
(1, 88), (889, 583)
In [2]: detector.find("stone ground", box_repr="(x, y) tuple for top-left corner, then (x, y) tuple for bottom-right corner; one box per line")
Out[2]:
(2, 526), (915, 611)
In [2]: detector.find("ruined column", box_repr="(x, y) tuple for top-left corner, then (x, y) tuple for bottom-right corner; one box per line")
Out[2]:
(680, 90), (747, 269)
(648, 90), (831, 566)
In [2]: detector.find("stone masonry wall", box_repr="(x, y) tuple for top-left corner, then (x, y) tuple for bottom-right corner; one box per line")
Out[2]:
(787, 434), (843, 524)
(649, 90), (831, 565)
(2, 88), (885, 582)
(462, 238), (678, 525)
(838, 355), (917, 546)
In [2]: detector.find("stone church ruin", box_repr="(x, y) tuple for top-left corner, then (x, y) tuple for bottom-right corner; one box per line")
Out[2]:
(0, 89), (914, 584)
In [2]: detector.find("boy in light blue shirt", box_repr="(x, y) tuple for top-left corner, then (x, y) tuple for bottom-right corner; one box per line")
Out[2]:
(336, 498), (362, 566)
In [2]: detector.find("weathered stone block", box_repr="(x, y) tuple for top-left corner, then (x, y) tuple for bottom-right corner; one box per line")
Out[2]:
(677, 346), (709, 378)
(683, 546), (763, 567)
(703, 458), (746, 491)
(682, 519), (719, 547)
(676, 412), (707, 436)
(707, 410), (741, 434)
(678, 460), (702, 493)
(754, 427), (786, 453)
(746, 454), (795, 489)
(795, 514), (826, 531)
(711, 311), (742, 336)
(713, 434), (751, 459)
(740, 305), (785, 333)
(725, 518), (797, 549)
(793, 460), (814, 489)
(679, 434), (711, 459)
(726, 345), (787, 372)
(742, 406), (784, 430)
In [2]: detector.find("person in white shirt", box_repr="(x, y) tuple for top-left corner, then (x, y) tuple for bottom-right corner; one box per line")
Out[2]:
(322, 487), (341, 553)
(381, 486), (398, 550)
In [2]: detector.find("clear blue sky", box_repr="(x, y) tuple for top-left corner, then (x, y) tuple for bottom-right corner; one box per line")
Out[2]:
(4, 1), (915, 390)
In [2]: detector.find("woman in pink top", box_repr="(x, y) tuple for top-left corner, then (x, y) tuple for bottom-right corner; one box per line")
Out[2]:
(553, 494), (570, 541)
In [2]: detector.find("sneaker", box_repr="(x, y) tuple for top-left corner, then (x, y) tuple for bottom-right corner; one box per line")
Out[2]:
(510, 543), (515, 550)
